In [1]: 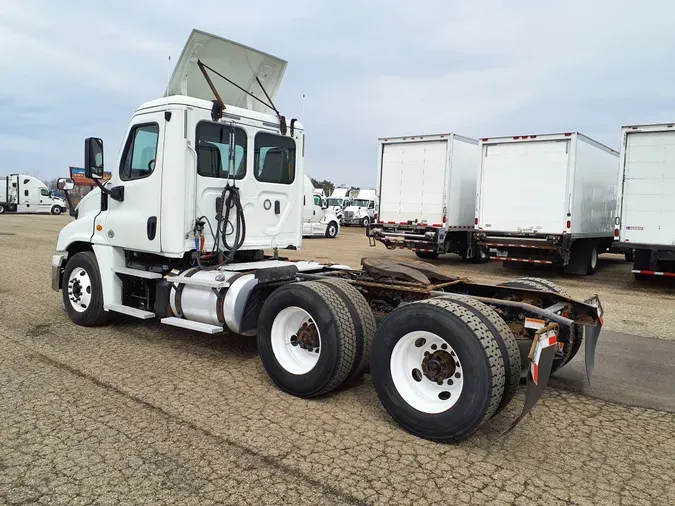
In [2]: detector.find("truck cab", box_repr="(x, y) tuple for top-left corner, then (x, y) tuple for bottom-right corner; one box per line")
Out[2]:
(302, 175), (340, 238)
(343, 189), (378, 227)
(0, 174), (67, 215)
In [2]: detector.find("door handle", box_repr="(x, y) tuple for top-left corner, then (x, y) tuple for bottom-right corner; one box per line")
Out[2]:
(147, 216), (157, 240)
(274, 201), (280, 215)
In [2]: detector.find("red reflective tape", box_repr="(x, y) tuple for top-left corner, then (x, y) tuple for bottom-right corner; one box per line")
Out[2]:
(387, 221), (396, 224)
(547, 336), (557, 346)
(432, 224), (442, 227)
(632, 270), (675, 277)
(532, 362), (539, 385)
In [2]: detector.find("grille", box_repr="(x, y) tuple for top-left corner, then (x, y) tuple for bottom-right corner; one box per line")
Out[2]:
(344, 211), (354, 219)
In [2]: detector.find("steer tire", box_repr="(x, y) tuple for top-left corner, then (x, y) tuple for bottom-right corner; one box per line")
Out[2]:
(371, 298), (505, 442)
(62, 251), (109, 327)
(415, 251), (440, 260)
(51, 206), (62, 215)
(257, 281), (357, 398)
(325, 221), (339, 238)
(498, 277), (583, 373)
(317, 278), (376, 382)
(440, 294), (520, 416)
(0, 204), (5, 214)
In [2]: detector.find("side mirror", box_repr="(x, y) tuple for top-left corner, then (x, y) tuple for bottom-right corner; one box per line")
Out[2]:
(84, 137), (105, 179)
(57, 178), (75, 191)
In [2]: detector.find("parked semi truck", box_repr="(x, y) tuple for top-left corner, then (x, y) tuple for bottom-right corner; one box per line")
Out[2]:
(51, 29), (604, 443)
(303, 175), (340, 238)
(1, 174), (67, 215)
(326, 187), (350, 223)
(614, 123), (675, 279)
(368, 133), (486, 261)
(342, 188), (378, 226)
(475, 133), (620, 275)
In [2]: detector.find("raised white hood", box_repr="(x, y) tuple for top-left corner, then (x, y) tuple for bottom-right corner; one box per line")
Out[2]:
(165, 29), (287, 113)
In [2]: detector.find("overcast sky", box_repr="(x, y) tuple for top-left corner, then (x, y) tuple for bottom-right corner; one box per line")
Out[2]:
(2, 1), (675, 187)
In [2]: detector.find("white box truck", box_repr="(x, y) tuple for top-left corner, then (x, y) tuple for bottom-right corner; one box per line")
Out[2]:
(475, 133), (620, 275)
(368, 133), (485, 260)
(615, 123), (675, 279)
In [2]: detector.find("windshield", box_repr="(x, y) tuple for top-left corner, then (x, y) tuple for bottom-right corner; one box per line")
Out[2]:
(352, 199), (370, 207)
(327, 198), (342, 206)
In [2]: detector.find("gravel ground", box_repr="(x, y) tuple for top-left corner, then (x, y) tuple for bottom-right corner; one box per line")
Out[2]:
(1, 215), (674, 505)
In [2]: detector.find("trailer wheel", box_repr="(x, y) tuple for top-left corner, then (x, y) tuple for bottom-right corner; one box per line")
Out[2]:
(498, 277), (583, 372)
(62, 251), (109, 327)
(325, 221), (338, 238)
(371, 298), (505, 442)
(257, 281), (357, 398)
(439, 295), (520, 415)
(415, 251), (439, 260)
(316, 278), (376, 382)
(51, 205), (62, 215)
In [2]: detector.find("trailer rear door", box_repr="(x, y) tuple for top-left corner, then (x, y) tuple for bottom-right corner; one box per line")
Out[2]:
(622, 130), (675, 246)
(479, 139), (569, 234)
(379, 140), (447, 224)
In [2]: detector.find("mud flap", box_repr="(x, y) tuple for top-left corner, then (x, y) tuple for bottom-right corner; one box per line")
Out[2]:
(584, 323), (601, 383)
(504, 331), (558, 435)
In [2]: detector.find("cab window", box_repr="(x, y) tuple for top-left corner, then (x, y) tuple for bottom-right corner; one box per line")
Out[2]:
(196, 122), (247, 179)
(120, 123), (160, 181)
(40, 189), (50, 197)
(254, 132), (295, 184)
(313, 195), (321, 206)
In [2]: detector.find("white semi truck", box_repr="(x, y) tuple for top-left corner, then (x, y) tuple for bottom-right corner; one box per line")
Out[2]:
(51, 29), (604, 443)
(302, 175), (340, 238)
(367, 133), (486, 261)
(326, 187), (351, 223)
(475, 133), (620, 275)
(615, 123), (675, 279)
(342, 188), (378, 226)
(1, 174), (67, 215)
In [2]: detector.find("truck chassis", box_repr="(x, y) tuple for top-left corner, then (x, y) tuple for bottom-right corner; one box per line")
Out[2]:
(53, 250), (603, 442)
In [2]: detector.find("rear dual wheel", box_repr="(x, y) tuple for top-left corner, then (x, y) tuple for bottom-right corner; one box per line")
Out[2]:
(498, 277), (583, 373)
(371, 297), (517, 442)
(257, 280), (375, 398)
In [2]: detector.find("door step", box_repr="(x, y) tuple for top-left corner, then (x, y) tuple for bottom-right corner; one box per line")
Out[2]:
(161, 317), (224, 334)
(113, 267), (163, 279)
(167, 276), (230, 289)
(104, 303), (155, 319)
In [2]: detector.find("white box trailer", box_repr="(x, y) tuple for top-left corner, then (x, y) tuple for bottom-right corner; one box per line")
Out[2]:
(476, 132), (620, 275)
(368, 133), (484, 260)
(616, 124), (675, 279)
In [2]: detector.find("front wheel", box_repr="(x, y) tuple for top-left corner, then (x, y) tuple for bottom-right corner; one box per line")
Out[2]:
(325, 221), (338, 238)
(51, 206), (62, 215)
(62, 251), (109, 326)
(0, 204), (5, 214)
(361, 216), (370, 227)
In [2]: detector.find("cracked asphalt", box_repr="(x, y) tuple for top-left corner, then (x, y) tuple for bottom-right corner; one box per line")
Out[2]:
(1, 216), (675, 505)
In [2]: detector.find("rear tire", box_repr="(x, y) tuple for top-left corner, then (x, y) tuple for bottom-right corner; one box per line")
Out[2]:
(472, 245), (490, 264)
(624, 250), (634, 263)
(371, 298), (505, 442)
(62, 251), (109, 327)
(415, 251), (439, 260)
(498, 277), (583, 372)
(587, 245), (598, 275)
(440, 294), (520, 415)
(316, 279), (376, 382)
(257, 281), (357, 398)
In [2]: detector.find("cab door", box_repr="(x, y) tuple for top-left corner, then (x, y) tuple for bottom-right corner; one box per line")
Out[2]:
(103, 113), (164, 253)
(38, 188), (52, 212)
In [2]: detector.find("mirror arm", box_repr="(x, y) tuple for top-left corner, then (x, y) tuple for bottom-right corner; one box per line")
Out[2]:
(61, 189), (78, 218)
(93, 179), (124, 202)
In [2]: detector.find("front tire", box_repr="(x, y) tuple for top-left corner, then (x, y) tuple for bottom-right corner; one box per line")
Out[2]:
(0, 204), (5, 214)
(371, 298), (505, 442)
(51, 206), (62, 215)
(257, 281), (357, 398)
(62, 251), (109, 326)
(325, 221), (338, 238)
(361, 216), (370, 227)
